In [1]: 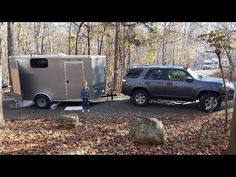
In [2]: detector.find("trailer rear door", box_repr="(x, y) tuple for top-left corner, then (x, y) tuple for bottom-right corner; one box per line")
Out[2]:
(10, 60), (22, 101)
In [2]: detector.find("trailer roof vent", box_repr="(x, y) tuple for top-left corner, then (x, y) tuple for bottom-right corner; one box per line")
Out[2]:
(30, 58), (48, 68)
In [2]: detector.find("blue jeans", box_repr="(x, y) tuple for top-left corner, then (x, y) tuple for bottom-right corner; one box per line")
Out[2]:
(82, 98), (89, 111)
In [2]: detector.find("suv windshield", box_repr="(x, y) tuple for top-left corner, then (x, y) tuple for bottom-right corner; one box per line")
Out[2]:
(187, 68), (200, 79)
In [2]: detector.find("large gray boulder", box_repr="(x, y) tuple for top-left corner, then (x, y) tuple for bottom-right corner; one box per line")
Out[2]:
(129, 118), (166, 144)
(58, 114), (79, 129)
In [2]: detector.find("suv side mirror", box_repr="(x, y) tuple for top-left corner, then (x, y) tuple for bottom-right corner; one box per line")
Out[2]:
(186, 77), (193, 82)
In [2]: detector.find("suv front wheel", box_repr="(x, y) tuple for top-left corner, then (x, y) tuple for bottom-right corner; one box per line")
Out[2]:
(199, 92), (222, 112)
(132, 89), (149, 106)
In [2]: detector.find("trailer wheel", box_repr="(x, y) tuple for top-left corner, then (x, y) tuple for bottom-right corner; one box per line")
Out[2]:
(34, 95), (51, 109)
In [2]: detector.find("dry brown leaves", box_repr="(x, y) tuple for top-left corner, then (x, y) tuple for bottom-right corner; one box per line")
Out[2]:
(0, 112), (231, 155)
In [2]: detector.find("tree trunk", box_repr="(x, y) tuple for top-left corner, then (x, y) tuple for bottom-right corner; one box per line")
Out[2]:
(68, 22), (72, 55)
(126, 25), (131, 68)
(83, 44), (87, 55)
(162, 39), (165, 65)
(105, 39), (112, 89)
(113, 22), (120, 91)
(98, 25), (106, 55)
(172, 43), (175, 65)
(16, 22), (21, 55)
(87, 23), (91, 55)
(0, 38), (6, 128)
(117, 25), (123, 92)
(226, 97), (236, 154)
(120, 24), (127, 92)
(40, 23), (46, 55)
(216, 50), (228, 132)
(75, 22), (84, 55)
(180, 22), (187, 66)
(7, 22), (14, 90)
(33, 22), (40, 54)
(99, 33), (104, 55)
(162, 22), (166, 65)
(48, 30), (53, 54)
(97, 36), (100, 55)
(224, 48), (234, 82)
(127, 45), (131, 68)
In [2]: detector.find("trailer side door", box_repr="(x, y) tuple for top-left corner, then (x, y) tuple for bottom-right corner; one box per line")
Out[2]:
(64, 61), (84, 100)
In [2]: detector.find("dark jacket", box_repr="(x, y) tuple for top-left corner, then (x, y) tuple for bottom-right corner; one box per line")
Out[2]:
(81, 87), (90, 99)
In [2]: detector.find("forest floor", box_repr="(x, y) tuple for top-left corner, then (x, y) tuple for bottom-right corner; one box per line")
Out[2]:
(1, 96), (234, 155)
(1, 69), (234, 155)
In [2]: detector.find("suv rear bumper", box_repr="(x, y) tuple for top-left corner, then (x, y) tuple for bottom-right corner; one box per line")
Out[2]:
(227, 89), (235, 100)
(121, 85), (132, 96)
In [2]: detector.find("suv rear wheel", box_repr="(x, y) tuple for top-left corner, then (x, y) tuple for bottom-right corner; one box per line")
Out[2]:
(132, 89), (149, 106)
(199, 92), (222, 112)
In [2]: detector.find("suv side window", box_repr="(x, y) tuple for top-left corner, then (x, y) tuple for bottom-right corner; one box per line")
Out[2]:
(144, 69), (168, 80)
(126, 68), (143, 78)
(167, 69), (189, 81)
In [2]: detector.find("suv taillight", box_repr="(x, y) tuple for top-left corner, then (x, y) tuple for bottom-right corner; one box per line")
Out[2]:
(122, 79), (126, 84)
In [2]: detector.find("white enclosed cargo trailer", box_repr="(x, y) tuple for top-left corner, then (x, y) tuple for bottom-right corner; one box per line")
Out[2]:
(9, 55), (106, 108)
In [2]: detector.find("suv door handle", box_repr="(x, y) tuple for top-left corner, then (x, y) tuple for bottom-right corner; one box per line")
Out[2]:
(145, 82), (151, 84)
(167, 82), (173, 86)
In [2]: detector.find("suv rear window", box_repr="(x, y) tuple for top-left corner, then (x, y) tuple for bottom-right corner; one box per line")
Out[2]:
(126, 68), (143, 78)
(144, 69), (168, 80)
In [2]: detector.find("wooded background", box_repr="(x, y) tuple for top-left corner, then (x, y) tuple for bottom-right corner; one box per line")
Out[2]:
(1, 22), (236, 91)
(1, 22), (236, 154)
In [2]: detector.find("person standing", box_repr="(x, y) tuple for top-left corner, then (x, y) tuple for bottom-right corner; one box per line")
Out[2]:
(81, 80), (90, 113)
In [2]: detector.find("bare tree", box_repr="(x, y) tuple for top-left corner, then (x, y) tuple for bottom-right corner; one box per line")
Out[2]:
(215, 49), (229, 131)
(226, 97), (236, 154)
(40, 23), (46, 55)
(47, 24), (53, 54)
(97, 23), (107, 55)
(68, 22), (72, 55)
(16, 22), (21, 55)
(113, 22), (120, 91)
(0, 38), (6, 128)
(87, 23), (91, 55)
(74, 22), (84, 55)
(162, 22), (166, 65)
(7, 22), (14, 89)
(198, 27), (236, 131)
(33, 22), (41, 54)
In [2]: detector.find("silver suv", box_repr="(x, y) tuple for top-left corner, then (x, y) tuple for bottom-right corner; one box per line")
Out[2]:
(121, 65), (235, 112)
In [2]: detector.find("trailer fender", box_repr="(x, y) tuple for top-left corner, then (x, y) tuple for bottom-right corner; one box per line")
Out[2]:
(33, 92), (52, 103)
